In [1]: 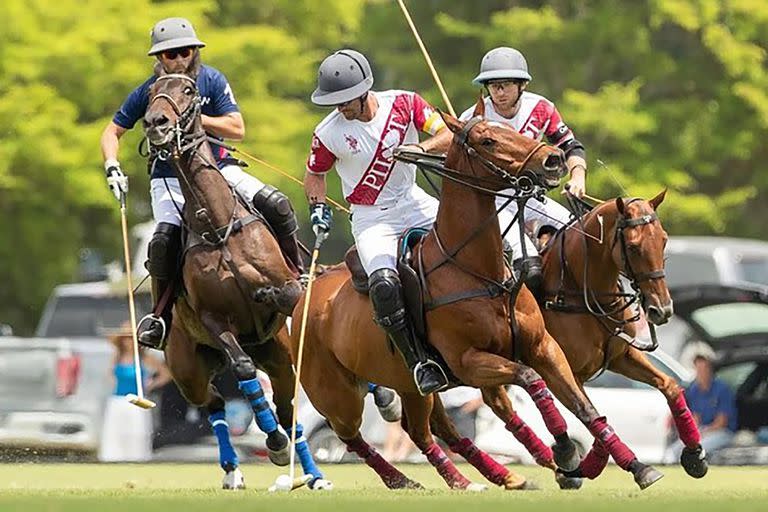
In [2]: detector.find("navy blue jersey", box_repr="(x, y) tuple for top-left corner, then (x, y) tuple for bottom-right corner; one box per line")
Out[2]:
(113, 64), (239, 179)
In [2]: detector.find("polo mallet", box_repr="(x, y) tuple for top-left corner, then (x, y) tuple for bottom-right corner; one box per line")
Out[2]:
(271, 228), (329, 493)
(119, 193), (156, 409)
(397, 0), (456, 116)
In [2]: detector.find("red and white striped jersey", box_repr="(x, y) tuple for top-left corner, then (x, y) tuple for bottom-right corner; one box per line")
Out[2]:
(306, 90), (444, 207)
(459, 92), (575, 148)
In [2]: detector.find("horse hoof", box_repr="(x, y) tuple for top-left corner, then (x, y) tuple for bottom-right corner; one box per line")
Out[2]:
(632, 463), (664, 490)
(555, 471), (583, 490)
(681, 445), (709, 479)
(222, 468), (245, 490)
(551, 439), (580, 472)
(266, 432), (290, 466)
(503, 472), (535, 490)
(386, 476), (423, 490)
(463, 482), (488, 492)
(309, 478), (334, 491)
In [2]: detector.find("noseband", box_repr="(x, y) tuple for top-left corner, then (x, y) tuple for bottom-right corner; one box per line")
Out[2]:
(146, 74), (206, 157)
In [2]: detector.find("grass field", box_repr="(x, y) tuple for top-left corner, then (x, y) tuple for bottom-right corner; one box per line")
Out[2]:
(0, 463), (765, 512)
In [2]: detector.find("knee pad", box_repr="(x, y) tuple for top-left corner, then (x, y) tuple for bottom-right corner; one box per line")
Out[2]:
(368, 269), (404, 317)
(252, 185), (298, 236)
(147, 222), (181, 280)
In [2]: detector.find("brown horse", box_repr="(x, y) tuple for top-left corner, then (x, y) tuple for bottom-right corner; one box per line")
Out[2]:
(526, 193), (708, 481)
(291, 100), (662, 490)
(143, 71), (330, 489)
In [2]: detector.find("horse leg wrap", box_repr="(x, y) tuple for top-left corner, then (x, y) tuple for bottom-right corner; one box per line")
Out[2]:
(505, 414), (554, 466)
(578, 440), (610, 479)
(286, 424), (323, 481)
(345, 437), (411, 489)
(237, 378), (278, 434)
(670, 392), (702, 448)
(209, 410), (239, 471)
(526, 379), (567, 437)
(449, 437), (509, 486)
(587, 416), (635, 470)
(423, 442), (472, 489)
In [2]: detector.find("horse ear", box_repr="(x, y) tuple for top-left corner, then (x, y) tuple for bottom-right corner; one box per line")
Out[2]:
(615, 197), (625, 215)
(439, 109), (463, 134)
(649, 188), (667, 210)
(472, 94), (485, 117)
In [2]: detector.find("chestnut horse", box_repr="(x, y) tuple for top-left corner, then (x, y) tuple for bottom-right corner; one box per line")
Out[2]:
(144, 72), (330, 490)
(528, 194), (708, 481)
(291, 100), (662, 490)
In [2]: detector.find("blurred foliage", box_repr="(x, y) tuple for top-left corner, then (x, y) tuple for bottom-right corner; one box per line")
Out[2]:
(1, 0), (767, 333)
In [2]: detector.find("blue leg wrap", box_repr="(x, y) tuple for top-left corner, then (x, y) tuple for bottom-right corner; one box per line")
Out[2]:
(368, 382), (378, 394)
(209, 410), (239, 471)
(237, 377), (278, 434)
(286, 423), (323, 481)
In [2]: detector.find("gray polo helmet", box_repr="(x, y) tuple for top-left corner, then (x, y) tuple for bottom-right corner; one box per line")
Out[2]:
(147, 17), (206, 56)
(311, 49), (374, 106)
(472, 47), (532, 85)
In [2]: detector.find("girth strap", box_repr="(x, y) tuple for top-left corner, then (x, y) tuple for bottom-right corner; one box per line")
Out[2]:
(425, 283), (505, 311)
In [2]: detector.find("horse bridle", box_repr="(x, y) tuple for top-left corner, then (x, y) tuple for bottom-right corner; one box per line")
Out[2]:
(145, 74), (237, 247)
(547, 198), (666, 353)
(615, 207), (666, 285)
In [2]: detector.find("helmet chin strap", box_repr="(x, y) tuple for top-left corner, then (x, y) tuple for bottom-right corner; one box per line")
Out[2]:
(358, 91), (368, 114)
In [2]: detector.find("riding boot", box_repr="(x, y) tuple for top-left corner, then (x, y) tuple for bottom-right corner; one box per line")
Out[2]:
(369, 269), (448, 396)
(137, 222), (181, 351)
(513, 255), (544, 302)
(252, 186), (306, 276)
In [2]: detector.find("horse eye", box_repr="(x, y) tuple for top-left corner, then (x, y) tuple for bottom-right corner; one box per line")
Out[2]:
(183, 87), (194, 95)
(480, 138), (495, 147)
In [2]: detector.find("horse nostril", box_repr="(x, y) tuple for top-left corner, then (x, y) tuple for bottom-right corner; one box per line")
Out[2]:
(146, 112), (169, 128)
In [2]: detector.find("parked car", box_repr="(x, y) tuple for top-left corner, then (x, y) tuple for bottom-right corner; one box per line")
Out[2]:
(0, 335), (112, 453)
(0, 280), (153, 456)
(665, 236), (768, 288)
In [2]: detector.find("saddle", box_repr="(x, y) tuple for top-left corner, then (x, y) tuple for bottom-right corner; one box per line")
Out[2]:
(344, 229), (461, 386)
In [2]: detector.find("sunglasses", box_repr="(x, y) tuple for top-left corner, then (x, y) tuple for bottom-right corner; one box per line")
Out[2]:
(335, 92), (368, 108)
(161, 47), (194, 60)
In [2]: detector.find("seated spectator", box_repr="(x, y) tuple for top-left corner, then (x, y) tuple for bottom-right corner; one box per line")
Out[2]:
(666, 346), (737, 462)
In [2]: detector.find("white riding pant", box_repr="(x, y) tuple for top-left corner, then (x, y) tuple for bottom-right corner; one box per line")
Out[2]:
(149, 165), (266, 226)
(497, 190), (572, 260)
(351, 185), (439, 275)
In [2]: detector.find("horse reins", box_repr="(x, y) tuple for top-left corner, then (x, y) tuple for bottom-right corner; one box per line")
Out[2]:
(546, 199), (665, 354)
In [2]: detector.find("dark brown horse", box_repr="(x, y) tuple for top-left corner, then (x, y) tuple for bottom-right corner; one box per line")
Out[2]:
(143, 72), (330, 490)
(527, 193), (708, 481)
(291, 100), (663, 490)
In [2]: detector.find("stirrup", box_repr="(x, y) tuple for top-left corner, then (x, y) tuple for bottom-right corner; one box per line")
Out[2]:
(413, 360), (449, 396)
(137, 313), (167, 350)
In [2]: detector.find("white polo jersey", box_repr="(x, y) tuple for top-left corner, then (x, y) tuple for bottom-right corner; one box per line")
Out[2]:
(459, 92), (575, 148)
(306, 90), (444, 207)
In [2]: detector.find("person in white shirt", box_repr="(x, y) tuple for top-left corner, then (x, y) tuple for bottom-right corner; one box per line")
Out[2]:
(303, 49), (449, 395)
(460, 47), (588, 298)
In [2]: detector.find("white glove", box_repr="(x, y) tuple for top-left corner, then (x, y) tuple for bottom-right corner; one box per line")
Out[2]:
(105, 159), (128, 202)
